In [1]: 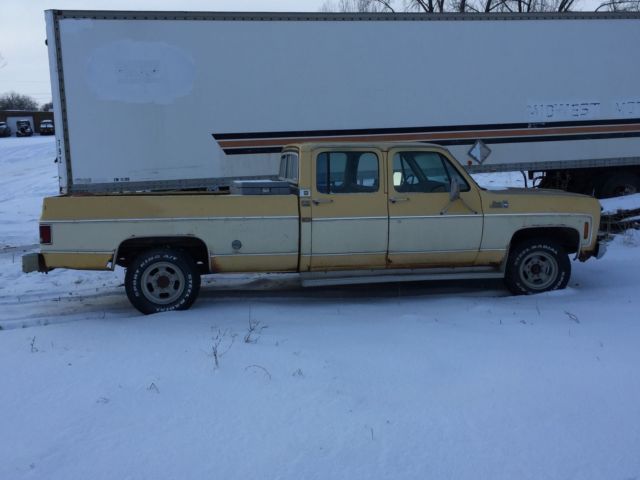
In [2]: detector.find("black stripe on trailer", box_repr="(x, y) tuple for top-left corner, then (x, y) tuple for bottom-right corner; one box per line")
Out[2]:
(219, 130), (640, 155)
(213, 118), (640, 142)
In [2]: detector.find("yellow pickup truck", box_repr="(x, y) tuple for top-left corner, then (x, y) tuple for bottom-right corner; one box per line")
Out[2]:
(23, 143), (605, 314)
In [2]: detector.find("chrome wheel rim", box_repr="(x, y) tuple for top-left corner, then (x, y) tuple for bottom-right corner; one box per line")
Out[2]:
(519, 251), (558, 290)
(140, 261), (185, 305)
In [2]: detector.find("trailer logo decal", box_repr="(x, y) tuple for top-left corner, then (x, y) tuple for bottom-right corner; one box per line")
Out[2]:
(615, 100), (640, 117)
(527, 102), (601, 122)
(212, 117), (640, 156)
(86, 40), (195, 105)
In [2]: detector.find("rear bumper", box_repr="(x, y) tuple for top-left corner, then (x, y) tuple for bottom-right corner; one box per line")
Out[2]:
(22, 253), (49, 273)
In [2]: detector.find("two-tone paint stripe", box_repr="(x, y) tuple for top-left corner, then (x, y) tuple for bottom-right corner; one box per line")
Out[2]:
(213, 118), (640, 155)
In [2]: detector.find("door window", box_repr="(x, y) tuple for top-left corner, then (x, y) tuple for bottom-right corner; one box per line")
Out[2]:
(316, 151), (379, 194)
(392, 151), (469, 193)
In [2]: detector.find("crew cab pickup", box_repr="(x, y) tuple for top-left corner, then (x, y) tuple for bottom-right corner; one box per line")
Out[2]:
(23, 143), (605, 314)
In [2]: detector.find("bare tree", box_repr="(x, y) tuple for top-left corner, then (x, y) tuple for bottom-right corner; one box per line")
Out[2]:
(407, 0), (581, 11)
(404, 0), (447, 12)
(320, 0), (395, 12)
(596, 0), (640, 10)
(41, 101), (53, 112)
(0, 92), (39, 111)
(321, 0), (588, 12)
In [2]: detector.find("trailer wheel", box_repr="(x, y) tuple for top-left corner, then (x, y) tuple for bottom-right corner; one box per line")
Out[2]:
(599, 172), (640, 198)
(125, 249), (201, 315)
(504, 238), (570, 295)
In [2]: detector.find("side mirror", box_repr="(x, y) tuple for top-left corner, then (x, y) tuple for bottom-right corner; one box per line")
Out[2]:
(449, 177), (460, 201)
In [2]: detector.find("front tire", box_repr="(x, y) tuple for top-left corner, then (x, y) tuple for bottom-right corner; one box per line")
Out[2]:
(598, 172), (640, 198)
(125, 249), (201, 314)
(504, 238), (570, 295)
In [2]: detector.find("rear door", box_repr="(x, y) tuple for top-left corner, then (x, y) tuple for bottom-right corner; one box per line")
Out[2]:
(310, 147), (388, 270)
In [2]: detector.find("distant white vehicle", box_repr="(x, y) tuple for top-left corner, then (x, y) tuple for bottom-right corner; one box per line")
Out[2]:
(45, 10), (640, 197)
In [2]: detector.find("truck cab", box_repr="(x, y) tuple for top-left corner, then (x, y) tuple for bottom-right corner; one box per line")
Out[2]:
(39, 120), (55, 135)
(281, 143), (602, 272)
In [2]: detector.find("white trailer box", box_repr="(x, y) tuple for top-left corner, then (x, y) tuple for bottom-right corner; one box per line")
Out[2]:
(45, 10), (640, 194)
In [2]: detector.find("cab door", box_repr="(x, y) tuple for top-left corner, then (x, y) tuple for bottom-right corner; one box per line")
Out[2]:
(387, 147), (483, 267)
(309, 147), (388, 270)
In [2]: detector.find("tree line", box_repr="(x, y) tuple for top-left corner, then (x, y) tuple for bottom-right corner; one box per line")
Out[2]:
(0, 92), (52, 112)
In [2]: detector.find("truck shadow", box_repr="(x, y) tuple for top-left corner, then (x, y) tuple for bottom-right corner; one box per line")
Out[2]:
(199, 275), (508, 301)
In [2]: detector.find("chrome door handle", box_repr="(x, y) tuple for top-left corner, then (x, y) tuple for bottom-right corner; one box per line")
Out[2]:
(312, 198), (333, 205)
(389, 196), (409, 203)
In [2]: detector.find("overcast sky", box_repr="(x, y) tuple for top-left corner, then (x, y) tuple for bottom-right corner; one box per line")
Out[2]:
(0, 1), (323, 105)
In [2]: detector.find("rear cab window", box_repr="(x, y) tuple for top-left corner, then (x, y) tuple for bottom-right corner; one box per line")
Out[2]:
(316, 151), (379, 194)
(279, 151), (299, 184)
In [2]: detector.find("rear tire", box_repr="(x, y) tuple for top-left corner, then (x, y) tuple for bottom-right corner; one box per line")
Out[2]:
(598, 172), (640, 198)
(125, 249), (201, 315)
(505, 238), (570, 295)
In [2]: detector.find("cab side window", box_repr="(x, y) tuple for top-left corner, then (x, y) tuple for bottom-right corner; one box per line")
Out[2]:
(393, 151), (469, 193)
(279, 152), (299, 183)
(316, 151), (379, 194)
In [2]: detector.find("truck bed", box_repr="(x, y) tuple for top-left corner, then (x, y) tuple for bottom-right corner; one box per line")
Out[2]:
(40, 194), (300, 272)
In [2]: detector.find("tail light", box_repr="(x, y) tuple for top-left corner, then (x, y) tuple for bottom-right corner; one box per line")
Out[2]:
(583, 222), (589, 240)
(40, 224), (52, 244)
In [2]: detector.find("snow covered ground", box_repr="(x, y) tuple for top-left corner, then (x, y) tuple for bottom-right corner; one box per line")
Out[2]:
(600, 193), (640, 215)
(1, 137), (639, 480)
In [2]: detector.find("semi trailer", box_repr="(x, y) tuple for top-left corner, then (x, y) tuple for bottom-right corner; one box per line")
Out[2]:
(44, 10), (640, 197)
